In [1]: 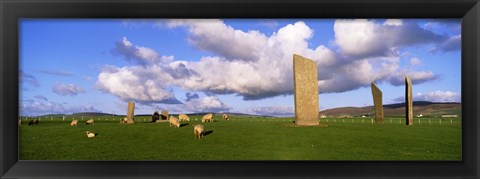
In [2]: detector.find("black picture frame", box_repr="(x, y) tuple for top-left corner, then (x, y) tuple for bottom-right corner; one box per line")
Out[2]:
(1, 0), (479, 178)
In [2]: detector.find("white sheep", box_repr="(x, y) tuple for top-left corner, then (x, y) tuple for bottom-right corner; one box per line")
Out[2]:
(201, 113), (214, 123)
(169, 116), (180, 127)
(120, 117), (128, 123)
(222, 113), (229, 121)
(85, 119), (94, 125)
(179, 114), (190, 122)
(71, 119), (78, 126)
(86, 131), (96, 138)
(194, 124), (205, 139)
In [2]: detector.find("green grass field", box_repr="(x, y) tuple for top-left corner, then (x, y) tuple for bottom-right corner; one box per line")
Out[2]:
(19, 116), (461, 160)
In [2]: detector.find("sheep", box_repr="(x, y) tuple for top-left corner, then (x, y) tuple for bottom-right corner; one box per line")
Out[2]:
(85, 131), (96, 138)
(71, 119), (78, 126)
(120, 117), (128, 123)
(179, 114), (190, 122)
(169, 116), (180, 127)
(194, 124), (205, 139)
(152, 111), (160, 123)
(201, 113), (214, 123)
(18, 118), (22, 126)
(28, 119), (39, 126)
(223, 113), (229, 121)
(85, 119), (94, 125)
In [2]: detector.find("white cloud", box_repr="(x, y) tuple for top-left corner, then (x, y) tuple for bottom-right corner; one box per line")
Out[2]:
(19, 100), (100, 116)
(383, 19), (403, 26)
(389, 70), (438, 86)
(153, 96), (231, 113)
(414, 91), (460, 102)
(99, 19), (444, 104)
(333, 19), (446, 58)
(183, 96), (232, 112)
(112, 37), (172, 66)
(248, 106), (294, 116)
(393, 91), (460, 103)
(52, 82), (85, 96)
(96, 65), (181, 104)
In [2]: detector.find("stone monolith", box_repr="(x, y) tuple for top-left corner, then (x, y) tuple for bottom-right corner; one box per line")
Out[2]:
(126, 101), (135, 124)
(293, 54), (319, 126)
(405, 76), (413, 125)
(371, 82), (384, 123)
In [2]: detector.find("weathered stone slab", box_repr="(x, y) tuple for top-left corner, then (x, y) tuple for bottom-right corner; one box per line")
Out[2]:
(405, 76), (413, 125)
(293, 54), (319, 126)
(161, 110), (169, 120)
(370, 82), (384, 123)
(126, 101), (135, 124)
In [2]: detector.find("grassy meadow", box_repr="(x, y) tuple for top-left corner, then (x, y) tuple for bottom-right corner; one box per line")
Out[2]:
(19, 115), (461, 160)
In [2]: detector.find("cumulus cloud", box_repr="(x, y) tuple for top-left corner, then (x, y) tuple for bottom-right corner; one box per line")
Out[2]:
(393, 91), (460, 103)
(52, 83), (85, 96)
(96, 65), (182, 104)
(99, 19), (449, 104)
(154, 96), (231, 113)
(183, 96), (232, 112)
(19, 100), (101, 116)
(248, 106), (294, 116)
(333, 19), (446, 58)
(389, 70), (438, 86)
(112, 37), (173, 66)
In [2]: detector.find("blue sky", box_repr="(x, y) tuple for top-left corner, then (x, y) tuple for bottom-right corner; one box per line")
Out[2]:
(19, 19), (461, 116)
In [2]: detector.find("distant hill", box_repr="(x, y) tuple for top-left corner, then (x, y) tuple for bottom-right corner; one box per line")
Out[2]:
(320, 101), (461, 117)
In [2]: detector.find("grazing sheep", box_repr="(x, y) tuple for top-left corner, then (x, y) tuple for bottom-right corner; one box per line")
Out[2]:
(194, 124), (205, 139)
(18, 118), (22, 126)
(85, 131), (96, 138)
(85, 119), (94, 125)
(201, 113), (214, 123)
(169, 116), (180, 127)
(71, 119), (78, 126)
(179, 114), (190, 122)
(28, 119), (39, 126)
(152, 111), (160, 123)
(120, 117), (128, 123)
(223, 114), (229, 121)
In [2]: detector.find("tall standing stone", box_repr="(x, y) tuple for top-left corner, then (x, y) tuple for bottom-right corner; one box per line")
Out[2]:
(405, 76), (413, 125)
(293, 54), (319, 126)
(371, 82), (384, 123)
(126, 101), (135, 124)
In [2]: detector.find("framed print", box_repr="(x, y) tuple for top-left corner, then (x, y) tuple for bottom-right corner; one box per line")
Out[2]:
(1, 0), (479, 178)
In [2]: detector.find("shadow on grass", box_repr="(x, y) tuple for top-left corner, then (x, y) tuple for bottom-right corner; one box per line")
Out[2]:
(180, 123), (189, 127)
(204, 130), (214, 136)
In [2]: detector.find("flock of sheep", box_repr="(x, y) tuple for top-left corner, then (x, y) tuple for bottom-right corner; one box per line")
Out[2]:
(20, 112), (230, 139)
(167, 113), (229, 139)
(63, 112), (229, 139)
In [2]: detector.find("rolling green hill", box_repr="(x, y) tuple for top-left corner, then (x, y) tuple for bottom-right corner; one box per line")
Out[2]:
(320, 101), (461, 117)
